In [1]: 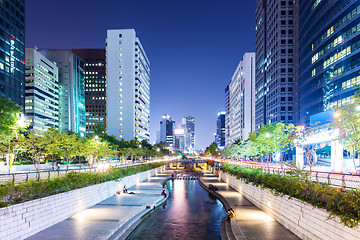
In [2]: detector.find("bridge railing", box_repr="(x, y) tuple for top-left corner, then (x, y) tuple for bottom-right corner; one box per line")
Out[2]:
(245, 164), (360, 190)
(0, 159), (166, 185)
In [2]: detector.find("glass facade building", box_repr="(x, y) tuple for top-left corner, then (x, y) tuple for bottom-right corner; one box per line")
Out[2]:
(255, 0), (299, 128)
(72, 49), (106, 136)
(0, 0), (25, 108)
(39, 49), (86, 137)
(300, 0), (360, 125)
(216, 111), (226, 149)
(24, 48), (59, 132)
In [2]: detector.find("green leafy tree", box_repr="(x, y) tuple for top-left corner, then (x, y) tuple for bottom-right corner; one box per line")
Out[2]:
(333, 101), (360, 170)
(17, 130), (47, 174)
(0, 95), (22, 137)
(205, 142), (220, 156)
(58, 131), (84, 170)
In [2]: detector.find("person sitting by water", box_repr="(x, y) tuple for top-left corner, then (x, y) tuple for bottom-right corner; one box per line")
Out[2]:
(161, 190), (167, 198)
(209, 184), (214, 191)
(123, 185), (128, 193)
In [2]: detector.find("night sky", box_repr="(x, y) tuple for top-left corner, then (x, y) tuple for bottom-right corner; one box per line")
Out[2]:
(25, 0), (256, 149)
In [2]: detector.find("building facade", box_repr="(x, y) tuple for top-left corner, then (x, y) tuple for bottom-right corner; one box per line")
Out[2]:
(160, 114), (175, 148)
(72, 49), (106, 136)
(225, 85), (230, 146)
(182, 116), (195, 153)
(255, 0), (299, 128)
(0, 0), (25, 108)
(299, 0), (360, 125)
(39, 49), (86, 137)
(216, 111), (226, 149)
(24, 48), (59, 132)
(227, 53), (256, 145)
(106, 29), (150, 141)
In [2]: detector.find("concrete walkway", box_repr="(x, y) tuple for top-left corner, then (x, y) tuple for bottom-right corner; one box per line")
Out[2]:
(200, 170), (299, 240)
(26, 172), (170, 240)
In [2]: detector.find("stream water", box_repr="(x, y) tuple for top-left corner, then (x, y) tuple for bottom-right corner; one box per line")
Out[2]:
(127, 178), (225, 240)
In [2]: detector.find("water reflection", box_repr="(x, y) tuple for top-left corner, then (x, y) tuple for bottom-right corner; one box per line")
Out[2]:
(128, 179), (225, 240)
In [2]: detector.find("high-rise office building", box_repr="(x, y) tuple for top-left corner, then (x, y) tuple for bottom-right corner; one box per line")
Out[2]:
(227, 53), (256, 145)
(299, 0), (360, 125)
(174, 127), (185, 152)
(182, 116), (195, 153)
(255, 0), (299, 128)
(0, 0), (25, 108)
(160, 114), (175, 148)
(225, 85), (230, 146)
(39, 49), (86, 137)
(106, 29), (150, 141)
(216, 111), (226, 149)
(24, 48), (59, 132)
(72, 49), (106, 136)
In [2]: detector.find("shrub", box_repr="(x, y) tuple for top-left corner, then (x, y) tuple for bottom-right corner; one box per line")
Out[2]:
(0, 161), (166, 208)
(222, 163), (360, 228)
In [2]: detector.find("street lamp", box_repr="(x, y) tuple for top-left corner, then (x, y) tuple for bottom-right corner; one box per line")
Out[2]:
(265, 132), (271, 138)
(8, 115), (27, 174)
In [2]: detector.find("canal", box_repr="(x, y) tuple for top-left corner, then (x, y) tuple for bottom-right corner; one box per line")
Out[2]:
(127, 177), (226, 240)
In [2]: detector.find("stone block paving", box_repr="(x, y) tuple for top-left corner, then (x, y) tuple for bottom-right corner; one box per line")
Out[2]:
(201, 171), (299, 240)
(26, 173), (170, 240)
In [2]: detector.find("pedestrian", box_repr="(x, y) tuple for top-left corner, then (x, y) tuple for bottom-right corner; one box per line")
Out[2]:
(161, 190), (167, 198)
(123, 185), (128, 193)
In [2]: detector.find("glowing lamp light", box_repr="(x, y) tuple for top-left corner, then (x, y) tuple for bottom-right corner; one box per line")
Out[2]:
(334, 112), (341, 118)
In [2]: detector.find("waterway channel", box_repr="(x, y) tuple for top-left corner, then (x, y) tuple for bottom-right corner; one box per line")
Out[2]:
(127, 175), (226, 240)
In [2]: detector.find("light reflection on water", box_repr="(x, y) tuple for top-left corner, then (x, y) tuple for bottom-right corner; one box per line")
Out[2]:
(127, 179), (225, 240)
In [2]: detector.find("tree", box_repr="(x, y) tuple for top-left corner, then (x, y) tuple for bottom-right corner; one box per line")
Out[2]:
(17, 130), (47, 174)
(205, 142), (219, 156)
(57, 131), (85, 170)
(333, 101), (360, 170)
(0, 95), (22, 137)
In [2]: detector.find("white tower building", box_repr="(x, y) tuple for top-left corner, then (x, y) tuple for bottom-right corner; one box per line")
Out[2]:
(226, 52), (255, 145)
(106, 29), (150, 141)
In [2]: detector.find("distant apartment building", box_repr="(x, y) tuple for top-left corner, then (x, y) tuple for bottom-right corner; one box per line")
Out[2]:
(72, 49), (106, 136)
(24, 48), (59, 132)
(160, 114), (175, 148)
(182, 116), (195, 153)
(39, 49), (86, 137)
(255, 0), (299, 128)
(0, 0), (25, 108)
(215, 110), (226, 149)
(300, 0), (360, 125)
(226, 53), (255, 145)
(106, 29), (150, 141)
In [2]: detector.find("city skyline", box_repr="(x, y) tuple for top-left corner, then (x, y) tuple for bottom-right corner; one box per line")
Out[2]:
(25, 0), (256, 149)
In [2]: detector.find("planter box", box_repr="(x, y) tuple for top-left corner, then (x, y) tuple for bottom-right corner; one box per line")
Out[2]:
(0, 166), (164, 240)
(220, 171), (360, 240)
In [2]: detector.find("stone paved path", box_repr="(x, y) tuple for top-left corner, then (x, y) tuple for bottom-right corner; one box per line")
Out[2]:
(26, 172), (170, 240)
(201, 170), (299, 240)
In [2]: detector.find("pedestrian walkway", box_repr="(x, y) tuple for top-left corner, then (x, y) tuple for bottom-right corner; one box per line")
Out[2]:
(200, 170), (299, 240)
(26, 172), (170, 240)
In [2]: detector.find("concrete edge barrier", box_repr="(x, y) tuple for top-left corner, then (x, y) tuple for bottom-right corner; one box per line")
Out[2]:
(111, 178), (170, 240)
(0, 167), (165, 240)
(198, 176), (237, 240)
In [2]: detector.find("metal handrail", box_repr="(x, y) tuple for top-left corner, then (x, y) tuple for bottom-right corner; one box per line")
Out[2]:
(0, 160), (165, 185)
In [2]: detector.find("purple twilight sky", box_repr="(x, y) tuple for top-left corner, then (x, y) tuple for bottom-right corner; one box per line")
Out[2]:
(25, 0), (256, 149)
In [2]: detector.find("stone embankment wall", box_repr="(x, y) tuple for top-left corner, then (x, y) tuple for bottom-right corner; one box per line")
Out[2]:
(219, 171), (360, 240)
(0, 166), (165, 240)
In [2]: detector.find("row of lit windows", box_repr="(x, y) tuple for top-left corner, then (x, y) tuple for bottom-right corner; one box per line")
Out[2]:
(85, 63), (103, 67)
(342, 75), (360, 89)
(323, 46), (351, 69)
(325, 96), (354, 111)
(312, 5), (360, 50)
